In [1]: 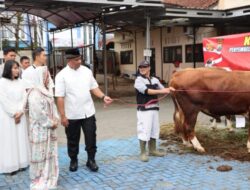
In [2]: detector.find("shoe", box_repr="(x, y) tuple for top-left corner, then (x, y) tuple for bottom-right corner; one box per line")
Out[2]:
(86, 160), (99, 172)
(139, 140), (149, 162)
(69, 159), (78, 172)
(8, 171), (18, 176)
(19, 167), (27, 172)
(148, 138), (165, 157)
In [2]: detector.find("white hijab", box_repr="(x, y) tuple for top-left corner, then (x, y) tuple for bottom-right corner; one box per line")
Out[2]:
(35, 66), (54, 98)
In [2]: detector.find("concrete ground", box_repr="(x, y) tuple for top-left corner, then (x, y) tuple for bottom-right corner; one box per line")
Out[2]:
(2, 135), (250, 190)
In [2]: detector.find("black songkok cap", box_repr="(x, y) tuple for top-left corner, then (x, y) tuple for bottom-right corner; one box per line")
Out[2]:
(65, 48), (81, 59)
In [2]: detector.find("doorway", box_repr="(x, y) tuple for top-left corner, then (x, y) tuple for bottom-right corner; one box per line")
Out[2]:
(150, 48), (156, 76)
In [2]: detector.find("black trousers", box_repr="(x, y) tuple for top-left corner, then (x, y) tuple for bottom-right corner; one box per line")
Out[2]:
(65, 115), (97, 161)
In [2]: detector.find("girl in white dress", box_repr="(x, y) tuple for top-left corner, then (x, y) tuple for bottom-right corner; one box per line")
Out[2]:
(0, 60), (30, 174)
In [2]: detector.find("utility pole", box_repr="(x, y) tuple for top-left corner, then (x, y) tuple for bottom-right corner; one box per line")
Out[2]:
(145, 15), (151, 62)
(102, 15), (108, 95)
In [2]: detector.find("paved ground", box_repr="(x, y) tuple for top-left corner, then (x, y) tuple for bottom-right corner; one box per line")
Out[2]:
(2, 137), (250, 190)
(1, 96), (250, 190)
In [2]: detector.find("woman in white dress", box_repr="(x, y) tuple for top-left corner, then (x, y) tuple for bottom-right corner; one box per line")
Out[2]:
(26, 66), (59, 190)
(0, 60), (30, 174)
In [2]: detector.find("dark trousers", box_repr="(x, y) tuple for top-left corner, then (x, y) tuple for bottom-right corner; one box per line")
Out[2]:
(65, 115), (97, 161)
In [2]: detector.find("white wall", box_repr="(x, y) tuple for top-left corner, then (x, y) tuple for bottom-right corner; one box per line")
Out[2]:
(218, 0), (250, 9)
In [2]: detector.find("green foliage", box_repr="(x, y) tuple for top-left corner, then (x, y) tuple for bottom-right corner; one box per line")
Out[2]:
(2, 39), (10, 49)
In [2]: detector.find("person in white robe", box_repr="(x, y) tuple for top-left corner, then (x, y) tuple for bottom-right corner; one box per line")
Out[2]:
(26, 66), (59, 190)
(22, 47), (53, 90)
(0, 60), (29, 174)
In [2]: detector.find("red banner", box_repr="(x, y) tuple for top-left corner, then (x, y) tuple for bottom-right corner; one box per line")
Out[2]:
(203, 32), (250, 71)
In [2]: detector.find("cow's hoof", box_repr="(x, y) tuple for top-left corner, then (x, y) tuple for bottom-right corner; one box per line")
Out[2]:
(185, 143), (193, 148)
(196, 147), (205, 153)
(228, 128), (234, 132)
(182, 140), (192, 147)
(190, 136), (205, 153)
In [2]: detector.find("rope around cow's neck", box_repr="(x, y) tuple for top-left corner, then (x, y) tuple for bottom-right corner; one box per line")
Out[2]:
(175, 89), (250, 93)
(104, 88), (250, 108)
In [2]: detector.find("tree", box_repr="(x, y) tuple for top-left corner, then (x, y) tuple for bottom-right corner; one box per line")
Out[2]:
(2, 39), (10, 49)
(15, 12), (23, 50)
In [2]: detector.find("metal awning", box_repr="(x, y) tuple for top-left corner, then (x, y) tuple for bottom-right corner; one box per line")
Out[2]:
(2, 0), (250, 31)
(3, 0), (164, 30)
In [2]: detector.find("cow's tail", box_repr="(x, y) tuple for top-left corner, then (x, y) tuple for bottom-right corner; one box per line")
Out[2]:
(171, 92), (185, 134)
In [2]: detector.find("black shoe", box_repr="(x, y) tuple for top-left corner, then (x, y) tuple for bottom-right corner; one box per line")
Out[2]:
(8, 171), (18, 176)
(69, 159), (78, 172)
(19, 167), (27, 172)
(86, 160), (99, 172)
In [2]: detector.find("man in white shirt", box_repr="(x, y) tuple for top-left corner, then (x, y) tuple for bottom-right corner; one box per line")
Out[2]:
(22, 47), (53, 89)
(20, 56), (30, 70)
(19, 56), (30, 78)
(55, 48), (112, 172)
(0, 47), (17, 78)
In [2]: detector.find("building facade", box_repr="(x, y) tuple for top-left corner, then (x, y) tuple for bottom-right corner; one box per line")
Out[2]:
(114, 0), (250, 83)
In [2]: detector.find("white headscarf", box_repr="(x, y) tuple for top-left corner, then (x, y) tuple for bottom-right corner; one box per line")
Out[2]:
(35, 66), (54, 98)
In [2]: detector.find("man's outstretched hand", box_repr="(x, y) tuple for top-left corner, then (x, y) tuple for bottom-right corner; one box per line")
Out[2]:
(103, 96), (113, 105)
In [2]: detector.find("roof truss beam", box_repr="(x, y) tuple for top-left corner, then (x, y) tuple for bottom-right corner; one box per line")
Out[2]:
(226, 7), (250, 18)
(54, 0), (164, 7)
(165, 7), (225, 19)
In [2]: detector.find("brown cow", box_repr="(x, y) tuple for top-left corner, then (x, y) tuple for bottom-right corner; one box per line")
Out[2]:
(170, 67), (250, 152)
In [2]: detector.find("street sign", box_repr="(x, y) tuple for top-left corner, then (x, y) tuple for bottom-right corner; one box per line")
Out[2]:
(144, 49), (152, 57)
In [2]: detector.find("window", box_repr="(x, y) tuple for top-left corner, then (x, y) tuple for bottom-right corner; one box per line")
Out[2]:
(163, 46), (182, 63)
(2, 28), (8, 38)
(120, 50), (133, 65)
(121, 42), (131, 49)
(185, 44), (204, 62)
(89, 26), (93, 44)
(83, 26), (87, 45)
